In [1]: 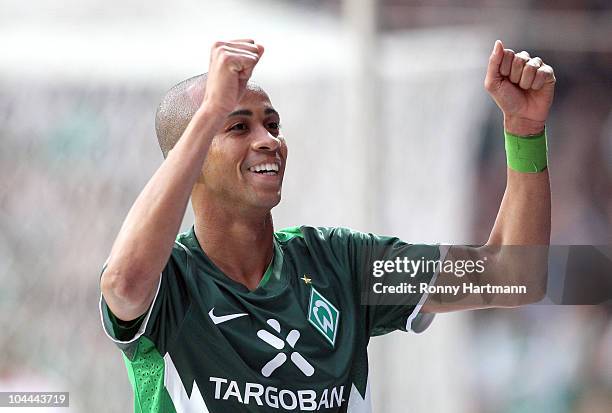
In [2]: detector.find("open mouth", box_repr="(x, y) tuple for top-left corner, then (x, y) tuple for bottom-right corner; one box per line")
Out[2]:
(247, 162), (280, 176)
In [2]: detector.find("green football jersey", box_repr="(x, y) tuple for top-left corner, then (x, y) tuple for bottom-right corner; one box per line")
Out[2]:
(100, 226), (441, 412)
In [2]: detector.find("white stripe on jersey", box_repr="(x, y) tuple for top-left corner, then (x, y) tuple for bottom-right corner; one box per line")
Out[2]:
(347, 380), (372, 413)
(164, 352), (210, 413)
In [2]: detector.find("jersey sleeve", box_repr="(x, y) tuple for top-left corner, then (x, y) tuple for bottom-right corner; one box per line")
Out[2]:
(327, 227), (444, 337)
(99, 242), (192, 360)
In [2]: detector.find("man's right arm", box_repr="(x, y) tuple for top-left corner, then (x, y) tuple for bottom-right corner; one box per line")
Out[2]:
(101, 40), (263, 322)
(100, 107), (224, 322)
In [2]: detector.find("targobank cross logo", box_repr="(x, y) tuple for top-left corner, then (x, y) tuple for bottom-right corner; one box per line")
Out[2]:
(308, 287), (340, 347)
(257, 319), (315, 377)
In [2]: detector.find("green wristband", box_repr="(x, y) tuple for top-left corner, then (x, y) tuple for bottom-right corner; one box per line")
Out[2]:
(504, 129), (548, 173)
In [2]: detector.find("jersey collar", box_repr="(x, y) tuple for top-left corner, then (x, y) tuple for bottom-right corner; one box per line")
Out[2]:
(183, 226), (286, 295)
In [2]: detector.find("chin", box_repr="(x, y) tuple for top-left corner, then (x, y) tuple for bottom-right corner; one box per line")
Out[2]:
(252, 191), (282, 210)
(262, 195), (282, 210)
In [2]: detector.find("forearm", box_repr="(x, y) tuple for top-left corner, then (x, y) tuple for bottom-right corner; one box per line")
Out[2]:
(478, 117), (550, 305)
(487, 169), (551, 245)
(487, 116), (551, 246)
(102, 107), (223, 316)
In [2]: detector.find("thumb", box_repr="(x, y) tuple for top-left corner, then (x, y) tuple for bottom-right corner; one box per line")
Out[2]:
(485, 40), (504, 87)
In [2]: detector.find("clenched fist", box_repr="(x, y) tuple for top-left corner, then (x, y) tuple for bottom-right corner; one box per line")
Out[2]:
(202, 39), (265, 115)
(484, 40), (556, 136)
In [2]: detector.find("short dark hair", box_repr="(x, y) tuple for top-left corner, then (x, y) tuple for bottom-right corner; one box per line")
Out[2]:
(155, 73), (208, 158)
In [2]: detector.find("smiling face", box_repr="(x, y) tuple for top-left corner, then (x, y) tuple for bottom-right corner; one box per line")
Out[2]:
(198, 89), (288, 212)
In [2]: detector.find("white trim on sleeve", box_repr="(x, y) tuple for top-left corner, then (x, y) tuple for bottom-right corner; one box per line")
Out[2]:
(405, 245), (451, 333)
(99, 273), (163, 345)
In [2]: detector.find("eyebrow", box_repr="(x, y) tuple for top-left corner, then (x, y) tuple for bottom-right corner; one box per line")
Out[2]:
(227, 107), (280, 118)
(264, 108), (279, 117)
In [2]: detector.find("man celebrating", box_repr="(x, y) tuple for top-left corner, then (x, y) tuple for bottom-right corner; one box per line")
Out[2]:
(100, 39), (554, 412)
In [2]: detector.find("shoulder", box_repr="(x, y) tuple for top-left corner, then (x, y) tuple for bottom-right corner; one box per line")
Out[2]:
(174, 230), (196, 256)
(164, 229), (200, 275)
(275, 225), (365, 244)
(274, 225), (370, 267)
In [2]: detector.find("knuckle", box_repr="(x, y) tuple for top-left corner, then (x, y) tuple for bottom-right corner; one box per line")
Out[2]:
(527, 57), (542, 66)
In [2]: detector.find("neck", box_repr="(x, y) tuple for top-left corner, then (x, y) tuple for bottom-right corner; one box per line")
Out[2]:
(193, 201), (275, 291)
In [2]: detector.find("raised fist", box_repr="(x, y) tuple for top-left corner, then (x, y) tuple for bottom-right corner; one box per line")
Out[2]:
(485, 40), (555, 135)
(202, 39), (264, 115)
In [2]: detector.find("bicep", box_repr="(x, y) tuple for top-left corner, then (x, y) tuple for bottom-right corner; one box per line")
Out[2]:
(421, 244), (546, 313)
(100, 262), (162, 322)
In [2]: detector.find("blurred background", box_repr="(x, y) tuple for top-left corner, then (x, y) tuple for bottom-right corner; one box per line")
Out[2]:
(0, 0), (610, 412)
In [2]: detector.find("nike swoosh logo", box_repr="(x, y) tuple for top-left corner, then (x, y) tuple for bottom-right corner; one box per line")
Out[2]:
(208, 308), (248, 325)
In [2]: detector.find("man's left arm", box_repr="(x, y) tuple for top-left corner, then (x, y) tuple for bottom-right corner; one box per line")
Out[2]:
(422, 40), (555, 313)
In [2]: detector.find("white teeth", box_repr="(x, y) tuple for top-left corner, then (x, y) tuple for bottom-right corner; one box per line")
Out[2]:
(249, 163), (279, 173)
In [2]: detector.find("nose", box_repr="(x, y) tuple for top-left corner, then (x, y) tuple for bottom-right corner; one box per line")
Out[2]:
(251, 126), (281, 153)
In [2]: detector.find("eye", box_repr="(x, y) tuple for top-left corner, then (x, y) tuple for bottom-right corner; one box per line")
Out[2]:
(229, 123), (248, 132)
(266, 122), (281, 137)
